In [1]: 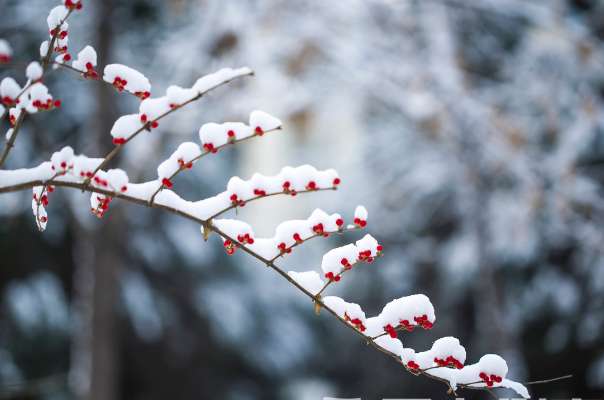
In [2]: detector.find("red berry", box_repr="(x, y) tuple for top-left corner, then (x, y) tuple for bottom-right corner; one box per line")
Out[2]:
(336, 218), (344, 227)
(227, 130), (235, 137)
(283, 181), (290, 188)
(53, 99), (61, 107)
(334, 276), (340, 282)
(333, 178), (340, 185)
(141, 114), (147, 123)
(360, 220), (367, 227)
(307, 181), (316, 189)
(254, 126), (263, 135)
(63, 54), (71, 61)
(230, 194), (238, 201)
(325, 272), (334, 280)
(293, 233), (301, 242)
(151, 121), (159, 128)
(161, 178), (173, 188)
(247, 238), (254, 244)
(121, 186), (128, 192)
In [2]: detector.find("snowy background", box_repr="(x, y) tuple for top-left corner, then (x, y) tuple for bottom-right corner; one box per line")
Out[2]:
(1, 0), (604, 399)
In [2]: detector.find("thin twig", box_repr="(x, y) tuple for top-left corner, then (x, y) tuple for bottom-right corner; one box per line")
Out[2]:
(49, 61), (140, 98)
(0, 109), (25, 169)
(523, 374), (572, 385)
(316, 253), (383, 296)
(149, 127), (282, 204)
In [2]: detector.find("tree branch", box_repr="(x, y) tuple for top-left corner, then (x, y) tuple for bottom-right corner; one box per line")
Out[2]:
(0, 109), (25, 169)
(0, 177), (536, 398)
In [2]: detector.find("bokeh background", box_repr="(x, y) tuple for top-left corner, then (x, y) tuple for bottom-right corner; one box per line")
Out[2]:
(1, 0), (604, 399)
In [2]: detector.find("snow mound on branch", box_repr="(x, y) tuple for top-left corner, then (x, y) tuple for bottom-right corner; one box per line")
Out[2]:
(192, 67), (253, 94)
(103, 64), (151, 94)
(288, 271), (324, 295)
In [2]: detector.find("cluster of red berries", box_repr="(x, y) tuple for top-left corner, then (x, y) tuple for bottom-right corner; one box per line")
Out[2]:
(344, 312), (366, 332)
(282, 181), (296, 196)
(434, 356), (463, 369)
(407, 361), (420, 370)
(324, 271), (340, 282)
(312, 223), (329, 237)
(83, 62), (99, 79)
(178, 158), (193, 169)
(113, 138), (126, 146)
(413, 314), (434, 329)
(51, 161), (70, 175)
(61, 54), (71, 62)
(354, 217), (367, 227)
(161, 178), (173, 188)
(358, 249), (374, 263)
(140, 115), (159, 129)
(293, 233), (303, 243)
(112, 77), (127, 92)
(32, 99), (61, 111)
(385, 324), (398, 338)
(135, 91), (151, 100)
(203, 143), (218, 153)
(79, 170), (94, 179)
(254, 126), (263, 136)
(236, 233), (254, 245)
(64, 0), (83, 11)
(33, 190), (51, 207)
(50, 29), (67, 39)
(92, 196), (113, 218)
(54, 44), (68, 53)
(277, 242), (292, 254)
(341, 257), (352, 270)
(223, 240), (238, 255)
(399, 319), (416, 331)
(92, 175), (109, 188)
(229, 194), (245, 207)
(253, 189), (266, 196)
(1, 96), (14, 105)
(479, 372), (503, 387)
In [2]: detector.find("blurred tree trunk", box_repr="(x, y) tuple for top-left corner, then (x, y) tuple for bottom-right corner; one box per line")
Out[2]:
(71, 0), (121, 399)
